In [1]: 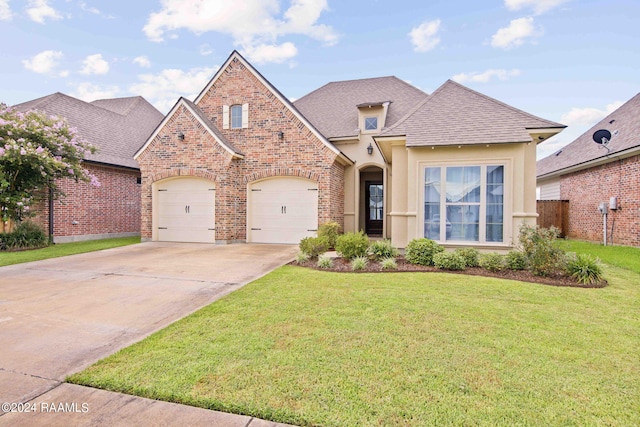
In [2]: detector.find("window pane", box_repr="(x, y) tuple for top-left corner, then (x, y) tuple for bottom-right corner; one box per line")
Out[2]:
(365, 117), (378, 130)
(424, 167), (441, 240)
(446, 166), (480, 203)
(486, 165), (504, 242)
(231, 105), (242, 129)
(369, 184), (383, 220)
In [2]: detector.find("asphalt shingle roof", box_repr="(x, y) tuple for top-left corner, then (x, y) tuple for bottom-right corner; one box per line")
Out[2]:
(293, 76), (428, 139)
(537, 92), (640, 177)
(13, 93), (163, 169)
(381, 80), (565, 146)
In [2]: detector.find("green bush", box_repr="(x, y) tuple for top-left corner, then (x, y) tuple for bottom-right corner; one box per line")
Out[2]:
(351, 256), (368, 271)
(518, 224), (564, 276)
(0, 221), (49, 250)
(433, 251), (466, 271)
(405, 238), (444, 266)
(505, 250), (528, 271)
(368, 239), (399, 261)
(295, 251), (310, 264)
(455, 248), (480, 267)
(318, 221), (341, 249)
(299, 236), (330, 258)
(479, 253), (505, 272)
(566, 253), (604, 285)
(335, 231), (370, 260)
(317, 254), (334, 269)
(380, 257), (397, 271)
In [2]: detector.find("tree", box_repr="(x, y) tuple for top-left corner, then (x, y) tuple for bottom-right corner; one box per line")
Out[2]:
(0, 103), (99, 232)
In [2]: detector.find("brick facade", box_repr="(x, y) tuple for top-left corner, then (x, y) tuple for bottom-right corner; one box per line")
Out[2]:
(31, 163), (141, 242)
(560, 155), (640, 246)
(136, 55), (345, 242)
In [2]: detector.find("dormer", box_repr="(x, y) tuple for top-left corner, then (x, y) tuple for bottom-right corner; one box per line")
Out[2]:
(357, 101), (390, 134)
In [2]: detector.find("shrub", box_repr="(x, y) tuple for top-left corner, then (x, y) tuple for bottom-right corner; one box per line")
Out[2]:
(368, 239), (399, 261)
(505, 250), (528, 271)
(566, 253), (604, 285)
(455, 248), (480, 267)
(318, 221), (341, 249)
(335, 231), (369, 260)
(0, 221), (49, 250)
(299, 236), (329, 258)
(518, 224), (564, 276)
(295, 251), (310, 264)
(380, 257), (398, 271)
(480, 253), (505, 272)
(433, 251), (466, 271)
(351, 256), (368, 271)
(405, 238), (444, 266)
(317, 254), (334, 269)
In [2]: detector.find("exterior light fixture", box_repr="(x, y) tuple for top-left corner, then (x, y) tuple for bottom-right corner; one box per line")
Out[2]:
(278, 131), (284, 139)
(367, 143), (373, 155)
(177, 131), (185, 141)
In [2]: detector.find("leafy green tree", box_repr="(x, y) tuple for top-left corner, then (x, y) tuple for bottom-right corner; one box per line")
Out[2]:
(0, 103), (98, 231)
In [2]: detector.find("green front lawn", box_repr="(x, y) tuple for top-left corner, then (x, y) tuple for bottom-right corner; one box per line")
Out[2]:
(0, 236), (140, 267)
(557, 239), (640, 274)
(69, 263), (640, 426)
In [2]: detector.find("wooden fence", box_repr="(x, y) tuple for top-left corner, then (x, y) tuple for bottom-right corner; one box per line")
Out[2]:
(537, 200), (569, 237)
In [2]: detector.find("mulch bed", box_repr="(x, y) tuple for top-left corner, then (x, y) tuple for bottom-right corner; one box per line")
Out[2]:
(290, 256), (608, 288)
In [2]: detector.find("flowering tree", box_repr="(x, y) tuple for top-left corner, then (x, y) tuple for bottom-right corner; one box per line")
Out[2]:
(0, 103), (99, 232)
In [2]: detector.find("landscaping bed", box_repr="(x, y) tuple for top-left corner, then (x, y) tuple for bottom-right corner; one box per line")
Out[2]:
(291, 255), (606, 288)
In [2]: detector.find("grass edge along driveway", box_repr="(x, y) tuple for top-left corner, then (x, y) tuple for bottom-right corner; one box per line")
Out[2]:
(69, 254), (640, 426)
(0, 236), (140, 267)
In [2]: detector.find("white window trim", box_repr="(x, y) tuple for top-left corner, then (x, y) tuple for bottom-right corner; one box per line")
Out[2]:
(419, 159), (512, 246)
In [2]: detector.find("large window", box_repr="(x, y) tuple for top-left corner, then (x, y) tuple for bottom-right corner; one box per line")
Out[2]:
(424, 165), (504, 243)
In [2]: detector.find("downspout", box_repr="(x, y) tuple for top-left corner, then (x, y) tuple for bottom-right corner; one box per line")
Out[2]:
(48, 185), (54, 243)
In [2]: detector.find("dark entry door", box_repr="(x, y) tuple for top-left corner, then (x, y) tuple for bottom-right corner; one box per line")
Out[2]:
(365, 181), (383, 235)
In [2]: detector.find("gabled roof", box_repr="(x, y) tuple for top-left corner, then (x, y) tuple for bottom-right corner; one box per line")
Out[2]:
(194, 50), (347, 162)
(380, 79), (565, 146)
(13, 93), (163, 169)
(537, 92), (640, 178)
(134, 97), (244, 159)
(294, 76), (428, 139)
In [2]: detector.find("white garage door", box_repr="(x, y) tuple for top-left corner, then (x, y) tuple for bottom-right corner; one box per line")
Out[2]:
(156, 178), (215, 243)
(248, 177), (318, 244)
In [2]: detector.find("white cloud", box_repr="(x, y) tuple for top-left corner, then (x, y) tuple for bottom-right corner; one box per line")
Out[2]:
(199, 44), (214, 56)
(560, 101), (624, 127)
(129, 66), (218, 113)
(409, 19), (441, 52)
(78, 1), (100, 14)
(71, 82), (121, 102)
(452, 68), (521, 84)
(133, 55), (152, 68)
(491, 17), (539, 49)
(22, 50), (68, 76)
(142, 0), (337, 64)
(505, 0), (570, 15)
(242, 42), (298, 64)
(26, 0), (62, 24)
(80, 54), (109, 75)
(0, 0), (12, 20)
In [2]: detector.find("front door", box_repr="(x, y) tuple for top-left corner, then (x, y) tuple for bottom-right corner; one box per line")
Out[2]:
(365, 181), (383, 235)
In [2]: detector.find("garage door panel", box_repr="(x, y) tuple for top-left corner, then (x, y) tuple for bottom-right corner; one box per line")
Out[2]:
(249, 178), (318, 244)
(155, 178), (215, 243)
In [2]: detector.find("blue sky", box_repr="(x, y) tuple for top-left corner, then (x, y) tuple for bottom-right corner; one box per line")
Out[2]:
(1, 0), (638, 159)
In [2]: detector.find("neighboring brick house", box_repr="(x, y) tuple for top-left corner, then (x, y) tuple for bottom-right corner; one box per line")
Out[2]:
(13, 93), (163, 242)
(537, 93), (640, 246)
(137, 50), (564, 248)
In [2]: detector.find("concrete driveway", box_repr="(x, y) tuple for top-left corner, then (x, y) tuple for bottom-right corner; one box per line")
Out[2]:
(0, 242), (298, 426)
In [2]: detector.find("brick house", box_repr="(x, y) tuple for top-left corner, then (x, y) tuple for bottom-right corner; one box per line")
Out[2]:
(14, 93), (163, 242)
(136, 51), (564, 248)
(537, 93), (640, 246)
